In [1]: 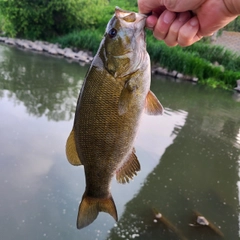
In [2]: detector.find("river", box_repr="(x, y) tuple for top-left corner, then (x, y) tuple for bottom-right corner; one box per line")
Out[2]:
(0, 43), (240, 240)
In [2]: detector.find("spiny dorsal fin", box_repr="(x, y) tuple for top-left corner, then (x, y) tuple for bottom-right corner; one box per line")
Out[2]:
(145, 90), (164, 115)
(77, 193), (118, 229)
(116, 149), (141, 184)
(66, 130), (82, 166)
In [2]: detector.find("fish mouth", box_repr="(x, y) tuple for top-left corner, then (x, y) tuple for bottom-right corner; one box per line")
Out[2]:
(115, 6), (147, 23)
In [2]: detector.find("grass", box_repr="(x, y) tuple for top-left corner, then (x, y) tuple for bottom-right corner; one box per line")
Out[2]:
(51, 29), (103, 54)
(51, 29), (240, 90)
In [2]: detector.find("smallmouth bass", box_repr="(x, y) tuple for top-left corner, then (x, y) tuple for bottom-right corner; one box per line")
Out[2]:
(66, 7), (163, 229)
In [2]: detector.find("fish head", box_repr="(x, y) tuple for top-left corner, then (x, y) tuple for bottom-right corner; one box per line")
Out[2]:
(101, 7), (148, 78)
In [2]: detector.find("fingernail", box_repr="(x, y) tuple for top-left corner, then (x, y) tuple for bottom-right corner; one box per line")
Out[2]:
(146, 16), (157, 29)
(146, 26), (154, 31)
(163, 11), (175, 24)
(190, 17), (198, 27)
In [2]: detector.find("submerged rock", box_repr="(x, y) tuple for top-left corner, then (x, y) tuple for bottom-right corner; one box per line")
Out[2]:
(189, 210), (224, 238)
(152, 208), (188, 240)
(5, 38), (16, 45)
(153, 66), (198, 82)
(234, 79), (240, 92)
(196, 216), (209, 226)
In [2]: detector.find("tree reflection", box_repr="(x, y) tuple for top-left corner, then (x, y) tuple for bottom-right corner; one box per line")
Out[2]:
(0, 44), (88, 121)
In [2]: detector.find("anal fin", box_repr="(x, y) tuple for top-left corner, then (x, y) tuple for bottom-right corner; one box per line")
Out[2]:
(145, 90), (164, 115)
(66, 130), (82, 166)
(116, 149), (141, 184)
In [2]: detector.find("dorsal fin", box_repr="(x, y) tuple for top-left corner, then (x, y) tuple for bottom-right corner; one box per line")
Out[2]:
(66, 130), (82, 166)
(116, 149), (141, 184)
(145, 90), (164, 115)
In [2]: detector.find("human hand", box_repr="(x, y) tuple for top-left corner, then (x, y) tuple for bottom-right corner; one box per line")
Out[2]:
(138, 0), (239, 46)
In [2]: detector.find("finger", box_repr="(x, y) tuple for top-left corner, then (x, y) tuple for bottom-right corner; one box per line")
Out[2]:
(145, 15), (158, 30)
(164, 11), (192, 46)
(153, 10), (177, 40)
(145, 9), (166, 30)
(138, 0), (165, 14)
(177, 16), (201, 46)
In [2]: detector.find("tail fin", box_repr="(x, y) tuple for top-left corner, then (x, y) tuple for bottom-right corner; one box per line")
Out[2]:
(77, 193), (118, 229)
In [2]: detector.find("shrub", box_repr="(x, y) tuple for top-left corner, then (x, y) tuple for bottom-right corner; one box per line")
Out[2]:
(0, 0), (109, 39)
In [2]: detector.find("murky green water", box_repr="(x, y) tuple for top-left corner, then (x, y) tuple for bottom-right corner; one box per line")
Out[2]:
(0, 43), (240, 240)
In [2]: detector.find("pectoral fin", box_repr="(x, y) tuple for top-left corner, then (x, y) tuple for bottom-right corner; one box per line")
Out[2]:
(118, 77), (138, 115)
(118, 88), (132, 115)
(145, 90), (163, 115)
(118, 88), (135, 115)
(116, 149), (141, 184)
(66, 130), (82, 166)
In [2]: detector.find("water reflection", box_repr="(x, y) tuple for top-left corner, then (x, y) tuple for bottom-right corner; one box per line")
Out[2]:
(1, 44), (240, 239)
(0, 44), (88, 121)
(108, 77), (240, 240)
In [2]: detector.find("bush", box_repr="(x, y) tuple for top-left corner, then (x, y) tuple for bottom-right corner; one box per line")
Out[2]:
(0, 10), (16, 36)
(0, 0), (110, 39)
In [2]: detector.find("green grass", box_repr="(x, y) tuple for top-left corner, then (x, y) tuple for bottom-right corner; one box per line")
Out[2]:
(51, 29), (240, 90)
(146, 34), (240, 89)
(183, 42), (240, 72)
(51, 29), (103, 54)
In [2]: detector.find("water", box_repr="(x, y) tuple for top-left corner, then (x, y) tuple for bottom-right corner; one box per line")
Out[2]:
(0, 43), (240, 240)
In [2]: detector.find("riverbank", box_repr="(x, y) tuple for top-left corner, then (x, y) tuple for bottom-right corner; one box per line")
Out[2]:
(0, 36), (200, 82)
(0, 37), (93, 64)
(0, 36), (239, 91)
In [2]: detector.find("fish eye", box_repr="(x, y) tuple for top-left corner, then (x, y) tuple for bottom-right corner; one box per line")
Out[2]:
(108, 28), (117, 38)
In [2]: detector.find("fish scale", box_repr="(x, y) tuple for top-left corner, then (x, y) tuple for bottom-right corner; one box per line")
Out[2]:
(76, 66), (140, 169)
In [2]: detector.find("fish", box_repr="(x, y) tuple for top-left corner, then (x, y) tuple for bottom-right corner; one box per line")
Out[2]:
(66, 7), (163, 229)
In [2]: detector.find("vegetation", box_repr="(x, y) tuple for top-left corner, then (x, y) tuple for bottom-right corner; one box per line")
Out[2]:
(53, 30), (240, 90)
(183, 42), (240, 72)
(0, 0), (239, 90)
(0, 0), (112, 39)
(224, 16), (240, 32)
(52, 30), (103, 54)
(147, 34), (240, 89)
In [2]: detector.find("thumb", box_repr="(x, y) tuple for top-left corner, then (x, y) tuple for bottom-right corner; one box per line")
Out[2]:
(138, 0), (165, 14)
(138, 0), (203, 13)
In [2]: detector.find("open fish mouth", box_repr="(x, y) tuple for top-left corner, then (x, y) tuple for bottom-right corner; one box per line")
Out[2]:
(115, 6), (147, 23)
